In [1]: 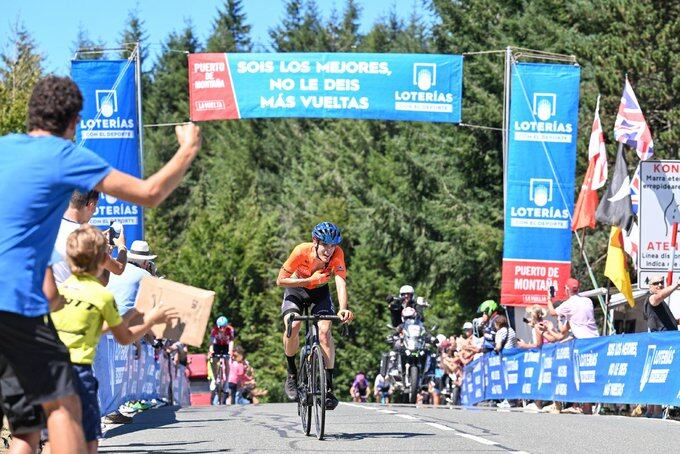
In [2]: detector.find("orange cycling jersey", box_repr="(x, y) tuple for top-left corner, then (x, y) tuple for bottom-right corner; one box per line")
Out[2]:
(282, 242), (346, 289)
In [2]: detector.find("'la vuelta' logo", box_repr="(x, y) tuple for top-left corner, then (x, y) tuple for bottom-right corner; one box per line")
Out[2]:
(80, 89), (135, 140)
(513, 93), (574, 144)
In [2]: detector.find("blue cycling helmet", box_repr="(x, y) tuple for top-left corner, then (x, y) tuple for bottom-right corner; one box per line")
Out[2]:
(216, 316), (228, 327)
(312, 222), (342, 245)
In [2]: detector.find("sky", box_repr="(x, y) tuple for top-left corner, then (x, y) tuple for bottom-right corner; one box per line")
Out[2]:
(0, 0), (433, 75)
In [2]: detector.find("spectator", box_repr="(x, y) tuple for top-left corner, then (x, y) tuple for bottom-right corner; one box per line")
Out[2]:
(227, 346), (251, 405)
(478, 300), (502, 353)
(53, 190), (127, 286)
(643, 274), (679, 418)
(460, 321), (484, 364)
(50, 225), (176, 453)
(546, 277), (599, 341)
(494, 316), (518, 353)
(0, 75), (200, 454)
(518, 305), (559, 348)
(373, 372), (392, 404)
(350, 372), (370, 403)
(106, 241), (158, 319)
(547, 277), (598, 415)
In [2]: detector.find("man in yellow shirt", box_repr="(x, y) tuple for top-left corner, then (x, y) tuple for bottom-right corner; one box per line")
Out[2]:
(51, 225), (175, 453)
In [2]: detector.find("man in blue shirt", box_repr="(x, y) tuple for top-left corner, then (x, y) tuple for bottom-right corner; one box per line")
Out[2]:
(0, 76), (202, 454)
(107, 240), (156, 317)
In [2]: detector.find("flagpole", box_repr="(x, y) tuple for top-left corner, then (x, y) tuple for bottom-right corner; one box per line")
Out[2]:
(573, 226), (613, 332)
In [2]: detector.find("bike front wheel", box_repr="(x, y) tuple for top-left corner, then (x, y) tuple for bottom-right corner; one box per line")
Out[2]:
(298, 351), (312, 435)
(311, 345), (326, 440)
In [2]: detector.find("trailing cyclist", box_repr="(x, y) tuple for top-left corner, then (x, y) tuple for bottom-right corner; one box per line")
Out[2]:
(208, 315), (235, 400)
(277, 222), (354, 410)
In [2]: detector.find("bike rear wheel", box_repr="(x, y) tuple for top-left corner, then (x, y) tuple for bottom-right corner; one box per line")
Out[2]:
(409, 365), (419, 404)
(298, 352), (312, 435)
(311, 346), (326, 440)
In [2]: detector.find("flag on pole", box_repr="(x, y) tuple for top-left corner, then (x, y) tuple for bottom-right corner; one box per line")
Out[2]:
(605, 226), (635, 307)
(572, 96), (608, 231)
(614, 78), (654, 160)
(595, 144), (633, 231)
(630, 164), (641, 215)
(622, 220), (639, 269)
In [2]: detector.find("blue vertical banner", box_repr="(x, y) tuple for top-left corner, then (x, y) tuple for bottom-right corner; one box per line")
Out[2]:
(71, 60), (143, 243)
(501, 62), (580, 306)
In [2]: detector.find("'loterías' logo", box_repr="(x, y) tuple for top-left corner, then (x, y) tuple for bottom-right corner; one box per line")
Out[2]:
(96, 90), (118, 118)
(413, 63), (437, 91)
(80, 88), (135, 140)
(394, 62), (454, 114)
(513, 92), (574, 144)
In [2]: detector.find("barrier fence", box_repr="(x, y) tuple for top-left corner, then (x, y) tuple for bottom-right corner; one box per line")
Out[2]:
(461, 331), (680, 407)
(93, 334), (191, 415)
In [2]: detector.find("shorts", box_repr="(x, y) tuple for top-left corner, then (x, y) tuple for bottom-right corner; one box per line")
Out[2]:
(280, 285), (335, 319)
(213, 344), (230, 356)
(72, 365), (101, 442)
(0, 311), (77, 420)
(0, 362), (46, 435)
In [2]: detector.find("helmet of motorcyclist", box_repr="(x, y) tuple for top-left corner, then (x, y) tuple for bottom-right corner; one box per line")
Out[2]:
(401, 307), (417, 321)
(477, 299), (499, 316)
(436, 334), (447, 344)
(399, 284), (415, 295)
(312, 222), (342, 245)
(216, 316), (228, 327)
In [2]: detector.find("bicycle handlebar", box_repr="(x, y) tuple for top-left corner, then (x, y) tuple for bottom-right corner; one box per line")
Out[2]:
(285, 315), (349, 338)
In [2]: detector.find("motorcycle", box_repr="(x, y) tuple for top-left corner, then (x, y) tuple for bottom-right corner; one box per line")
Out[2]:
(381, 321), (438, 404)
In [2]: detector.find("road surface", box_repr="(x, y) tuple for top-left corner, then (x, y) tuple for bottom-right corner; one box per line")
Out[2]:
(99, 402), (680, 453)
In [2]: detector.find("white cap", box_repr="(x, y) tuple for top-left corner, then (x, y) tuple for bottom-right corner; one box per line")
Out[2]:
(463, 322), (473, 330)
(400, 284), (415, 294)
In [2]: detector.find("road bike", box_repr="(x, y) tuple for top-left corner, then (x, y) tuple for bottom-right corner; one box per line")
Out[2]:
(211, 353), (230, 405)
(286, 308), (347, 440)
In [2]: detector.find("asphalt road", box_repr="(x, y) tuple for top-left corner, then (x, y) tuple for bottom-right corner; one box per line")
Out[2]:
(98, 402), (680, 453)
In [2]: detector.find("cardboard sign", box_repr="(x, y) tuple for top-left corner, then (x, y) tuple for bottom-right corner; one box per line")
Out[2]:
(133, 277), (215, 347)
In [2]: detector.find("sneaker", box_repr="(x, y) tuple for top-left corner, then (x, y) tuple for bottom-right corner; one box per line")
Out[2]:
(103, 411), (133, 424)
(284, 374), (298, 401)
(540, 403), (557, 413)
(118, 404), (137, 415)
(561, 406), (583, 414)
(496, 399), (511, 409)
(524, 402), (540, 411)
(325, 391), (339, 410)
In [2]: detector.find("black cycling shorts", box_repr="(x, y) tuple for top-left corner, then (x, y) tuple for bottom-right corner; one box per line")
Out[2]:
(0, 311), (78, 433)
(280, 285), (335, 319)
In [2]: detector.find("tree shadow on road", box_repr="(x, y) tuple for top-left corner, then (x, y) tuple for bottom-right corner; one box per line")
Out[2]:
(98, 440), (230, 453)
(325, 432), (435, 441)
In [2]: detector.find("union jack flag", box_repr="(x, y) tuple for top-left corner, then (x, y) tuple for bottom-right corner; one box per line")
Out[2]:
(630, 165), (640, 215)
(614, 78), (654, 160)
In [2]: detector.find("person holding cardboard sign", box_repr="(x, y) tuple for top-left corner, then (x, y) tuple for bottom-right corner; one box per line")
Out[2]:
(277, 222), (354, 410)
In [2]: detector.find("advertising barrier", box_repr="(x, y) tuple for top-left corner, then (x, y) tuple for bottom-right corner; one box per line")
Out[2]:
(93, 334), (190, 415)
(71, 59), (144, 243)
(188, 52), (463, 123)
(501, 62), (580, 306)
(461, 332), (680, 406)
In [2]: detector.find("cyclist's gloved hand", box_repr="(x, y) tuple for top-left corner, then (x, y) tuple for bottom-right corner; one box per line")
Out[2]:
(337, 309), (354, 324)
(310, 270), (330, 286)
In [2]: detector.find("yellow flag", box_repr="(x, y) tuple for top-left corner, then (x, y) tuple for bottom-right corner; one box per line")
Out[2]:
(604, 226), (635, 307)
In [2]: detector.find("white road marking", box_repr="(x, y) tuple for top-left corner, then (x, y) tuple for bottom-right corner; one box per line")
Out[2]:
(378, 410), (397, 414)
(396, 414), (419, 420)
(457, 432), (499, 445)
(425, 422), (457, 431)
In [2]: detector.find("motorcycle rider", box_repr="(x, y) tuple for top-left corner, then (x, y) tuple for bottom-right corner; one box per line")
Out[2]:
(386, 284), (416, 327)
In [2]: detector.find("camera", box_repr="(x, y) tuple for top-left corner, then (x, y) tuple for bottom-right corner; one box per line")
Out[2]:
(549, 285), (556, 298)
(522, 316), (532, 325)
(386, 295), (404, 311)
(108, 221), (123, 246)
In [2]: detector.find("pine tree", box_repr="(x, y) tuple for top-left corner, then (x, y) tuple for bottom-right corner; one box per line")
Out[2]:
(206, 0), (252, 53)
(118, 7), (148, 62)
(269, 0), (326, 51)
(72, 24), (106, 60)
(0, 20), (43, 134)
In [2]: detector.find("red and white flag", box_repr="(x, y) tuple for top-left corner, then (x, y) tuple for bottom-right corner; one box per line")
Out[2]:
(572, 96), (608, 231)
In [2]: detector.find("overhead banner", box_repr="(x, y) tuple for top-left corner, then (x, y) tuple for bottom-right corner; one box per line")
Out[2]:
(638, 160), (680, 288)
(461, 331), (680, 407)
(501, 62), (581, 306)
(188, 52), (463, 123)
(72, 60), (143, 243)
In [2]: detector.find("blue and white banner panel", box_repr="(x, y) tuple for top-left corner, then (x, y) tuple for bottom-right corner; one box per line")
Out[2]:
(189, 52), (463, 123)
(501, 62), (580, 306)
(72, 60), (143, 243)
(461, 332), (680, 406)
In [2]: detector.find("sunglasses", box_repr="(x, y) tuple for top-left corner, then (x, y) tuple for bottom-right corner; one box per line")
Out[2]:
(651, 281), (664, 287)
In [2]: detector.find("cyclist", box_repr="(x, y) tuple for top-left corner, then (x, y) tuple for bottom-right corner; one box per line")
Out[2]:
(277, 222), (354, 410)
(208, 315), (235, 396)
